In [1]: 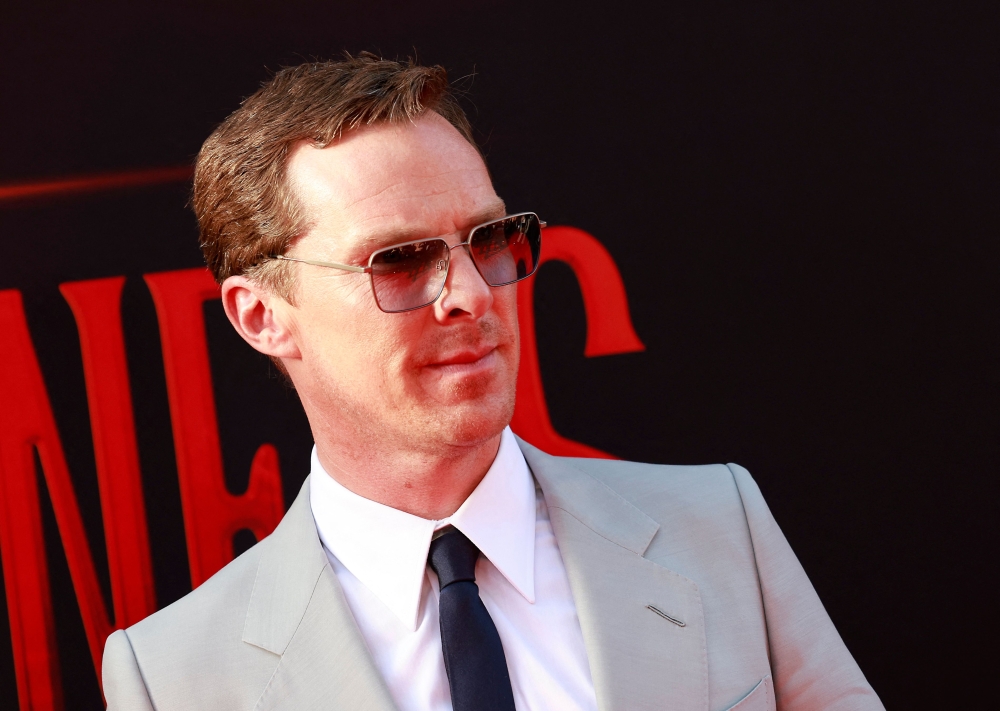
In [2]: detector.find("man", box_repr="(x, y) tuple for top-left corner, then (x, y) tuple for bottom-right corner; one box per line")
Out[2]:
(102, 54), (884, 710)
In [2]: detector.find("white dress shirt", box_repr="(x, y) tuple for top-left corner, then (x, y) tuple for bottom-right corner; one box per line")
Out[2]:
(309, 427), (598, 711)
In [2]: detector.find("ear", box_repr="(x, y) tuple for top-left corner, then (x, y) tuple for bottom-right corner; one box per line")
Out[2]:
(220, 276), (301, 361)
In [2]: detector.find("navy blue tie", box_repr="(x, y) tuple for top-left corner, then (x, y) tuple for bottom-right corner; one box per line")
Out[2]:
(427, 529), (516, 711)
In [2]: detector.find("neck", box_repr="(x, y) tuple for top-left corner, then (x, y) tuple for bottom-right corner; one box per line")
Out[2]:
(312, 427), (503, 520)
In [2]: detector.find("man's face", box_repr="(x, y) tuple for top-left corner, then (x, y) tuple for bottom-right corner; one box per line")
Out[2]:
(279, 112), (519, 454)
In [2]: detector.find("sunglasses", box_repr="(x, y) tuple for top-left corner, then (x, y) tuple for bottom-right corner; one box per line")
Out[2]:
(272, 212), (544, 313)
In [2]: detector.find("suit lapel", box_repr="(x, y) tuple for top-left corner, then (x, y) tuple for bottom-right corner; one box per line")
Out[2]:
(244, 478), (397, 711)
(519, 439), (709, 711)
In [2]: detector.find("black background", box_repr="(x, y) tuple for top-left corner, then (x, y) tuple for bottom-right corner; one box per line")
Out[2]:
(1, 1), (997, 708)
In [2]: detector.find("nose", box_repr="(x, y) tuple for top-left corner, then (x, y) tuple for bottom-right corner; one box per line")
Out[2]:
(433, 243), (493, 321)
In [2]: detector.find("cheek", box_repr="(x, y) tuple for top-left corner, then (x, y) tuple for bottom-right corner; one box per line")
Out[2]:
(493, 286), (521, 350)
(295, 281), (387, 368)
(310, 306), (425, 386)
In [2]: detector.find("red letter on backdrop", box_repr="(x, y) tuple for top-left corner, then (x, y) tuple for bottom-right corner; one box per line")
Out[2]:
(144, 268), (284, 588)
(0, 281), (157, 710)
(60, 278), (156, 628)
(512, 225), (645, 457)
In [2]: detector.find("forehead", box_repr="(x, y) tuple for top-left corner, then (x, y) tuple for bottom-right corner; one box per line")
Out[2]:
(286, 113), (501, 251)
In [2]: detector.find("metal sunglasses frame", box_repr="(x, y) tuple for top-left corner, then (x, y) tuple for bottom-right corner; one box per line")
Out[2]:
(270, 211), (546, 312)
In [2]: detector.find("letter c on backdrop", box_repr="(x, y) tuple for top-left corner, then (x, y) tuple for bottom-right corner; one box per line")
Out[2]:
(513, 225), (645, 458)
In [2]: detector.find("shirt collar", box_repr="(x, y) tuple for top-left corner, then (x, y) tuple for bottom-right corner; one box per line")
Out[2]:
(309, 427), (537, 631)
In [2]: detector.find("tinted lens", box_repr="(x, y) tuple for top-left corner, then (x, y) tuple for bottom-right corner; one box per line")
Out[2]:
(369, 239), (450, 312)
(469, 213), (541, 286)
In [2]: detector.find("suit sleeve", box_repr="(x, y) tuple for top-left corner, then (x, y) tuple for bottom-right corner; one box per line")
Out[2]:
(727, 464), (885, 711)
(103, 629), (155, 711)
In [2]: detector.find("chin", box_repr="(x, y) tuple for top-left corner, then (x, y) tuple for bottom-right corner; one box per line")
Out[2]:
(431, 393), (515, 447)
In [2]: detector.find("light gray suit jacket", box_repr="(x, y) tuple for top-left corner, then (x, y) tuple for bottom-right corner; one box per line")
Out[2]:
(103, 440), (884, 710)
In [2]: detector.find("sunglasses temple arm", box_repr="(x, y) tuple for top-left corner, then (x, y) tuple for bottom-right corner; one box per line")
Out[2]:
(273, 255), (370, 273)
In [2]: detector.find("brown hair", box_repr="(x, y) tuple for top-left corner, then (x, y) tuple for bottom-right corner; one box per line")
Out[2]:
(192, 53), (478, 300)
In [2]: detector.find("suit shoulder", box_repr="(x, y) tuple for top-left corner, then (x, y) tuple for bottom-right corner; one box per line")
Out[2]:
(112, 537), (287, 709)
(562, 457), (754, 540)
(564, 456), (742, 505)
(563, 457), (761, 582)
(126, 536), (266, 652)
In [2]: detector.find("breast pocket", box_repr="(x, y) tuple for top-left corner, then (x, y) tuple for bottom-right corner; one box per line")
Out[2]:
(724, 675), (775, 711)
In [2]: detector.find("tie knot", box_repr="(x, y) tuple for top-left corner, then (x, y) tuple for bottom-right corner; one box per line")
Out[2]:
(428, 529), (480, 589)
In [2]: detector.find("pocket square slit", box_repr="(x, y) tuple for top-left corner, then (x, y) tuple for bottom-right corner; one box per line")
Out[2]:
(647, 605), (685, 627)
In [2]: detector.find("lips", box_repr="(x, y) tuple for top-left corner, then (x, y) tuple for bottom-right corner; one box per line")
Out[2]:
(426, 344), (497, 369)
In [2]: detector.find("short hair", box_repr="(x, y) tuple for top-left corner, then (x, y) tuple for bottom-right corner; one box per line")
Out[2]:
(192, 53), (478, 300)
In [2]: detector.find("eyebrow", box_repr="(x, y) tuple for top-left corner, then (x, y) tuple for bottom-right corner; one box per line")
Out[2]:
(358, 200), (508, 250)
